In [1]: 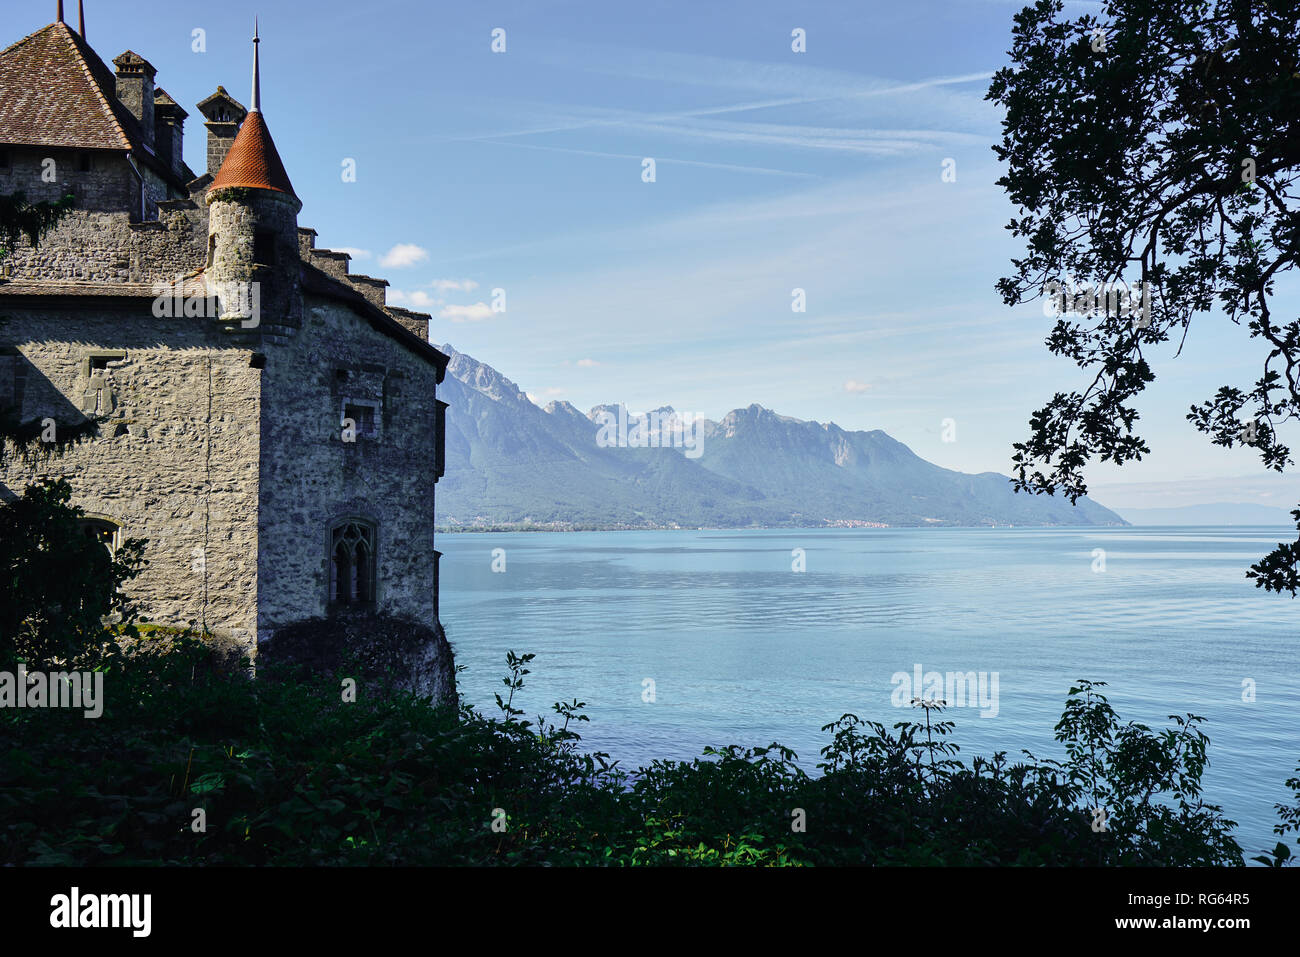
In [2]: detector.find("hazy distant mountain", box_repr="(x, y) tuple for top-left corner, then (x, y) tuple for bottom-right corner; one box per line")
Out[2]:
(1116, 503), (1296, 526)
(435, 345), (1126, 529)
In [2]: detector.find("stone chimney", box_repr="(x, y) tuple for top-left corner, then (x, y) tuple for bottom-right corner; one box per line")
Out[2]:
(196, 86), (248, 177)
(347, 275), (389, 309)
(111, 51), (156, 148)
(387, 307), (431, 341)
(153, 89), (187, 177)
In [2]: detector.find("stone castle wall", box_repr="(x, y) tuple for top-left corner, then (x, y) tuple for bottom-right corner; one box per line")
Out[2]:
(206, 191), (302, 327)
(0, 301), (263, 641)
(254, 292), (442, 637)
(0, 148), (205, 284)
(1, 142), (445, 652)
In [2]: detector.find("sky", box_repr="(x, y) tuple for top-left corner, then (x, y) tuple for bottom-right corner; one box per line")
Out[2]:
(14, 0), (1300, 510)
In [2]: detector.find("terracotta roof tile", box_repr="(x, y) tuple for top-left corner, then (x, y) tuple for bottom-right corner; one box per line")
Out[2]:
(0, 21), (135, 150)
(0, 22), (194, 187)
(208, 110), (296, 198)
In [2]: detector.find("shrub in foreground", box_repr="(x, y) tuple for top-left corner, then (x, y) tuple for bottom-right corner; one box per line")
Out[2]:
(0, 640), (1272, 865)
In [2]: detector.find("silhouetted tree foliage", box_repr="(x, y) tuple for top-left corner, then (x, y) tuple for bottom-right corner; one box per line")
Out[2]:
(988, 0), (1300, 591)
(0, 479), (146, 667)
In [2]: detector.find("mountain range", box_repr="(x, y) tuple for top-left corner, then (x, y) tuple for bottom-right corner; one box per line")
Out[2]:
(1115, 503), (1296, 526)
(434, 345), (1125, 529)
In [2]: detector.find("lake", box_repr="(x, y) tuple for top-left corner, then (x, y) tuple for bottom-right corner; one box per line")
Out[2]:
(437, 526), (1300, 859)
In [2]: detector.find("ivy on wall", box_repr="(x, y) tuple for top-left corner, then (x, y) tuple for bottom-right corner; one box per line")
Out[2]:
(0, 190), (79, 461)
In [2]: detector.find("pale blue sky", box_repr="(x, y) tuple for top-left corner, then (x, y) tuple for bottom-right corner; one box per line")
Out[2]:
(19, 0), (1300, 508)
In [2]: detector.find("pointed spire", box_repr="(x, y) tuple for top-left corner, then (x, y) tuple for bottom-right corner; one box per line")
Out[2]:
(57, 1), (64, 23)
(250, 17), (261, 114)
(209, 18), (299, 203)
(78, 0), (85, 37)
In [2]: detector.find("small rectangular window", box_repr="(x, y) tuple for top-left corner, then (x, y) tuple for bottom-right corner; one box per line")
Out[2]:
(81, 350), (126, 377)
(77, 153), (92, 172)
(344, 402), (377, 439)
(78, 518), (121, 554)
(0, 151), (11, 169)
(0, 351), (16, 410)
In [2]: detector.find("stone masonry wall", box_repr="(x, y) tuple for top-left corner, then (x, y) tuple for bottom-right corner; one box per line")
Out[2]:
(1, 147), (207, 284)
(0, 301), (262, 646)
(255, 294), (441, 638)
(0, 147), (138, 214)
(206, 192), (302, 328)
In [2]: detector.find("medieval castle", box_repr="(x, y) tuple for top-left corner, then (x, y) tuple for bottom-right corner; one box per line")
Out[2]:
(0, 5), (451, 652)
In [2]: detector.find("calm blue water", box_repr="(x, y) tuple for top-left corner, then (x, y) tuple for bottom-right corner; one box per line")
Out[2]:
(438, 526), (1300, 860)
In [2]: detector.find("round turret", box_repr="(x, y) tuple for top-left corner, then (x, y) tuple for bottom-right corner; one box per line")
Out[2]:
(204, 24), (301, 328)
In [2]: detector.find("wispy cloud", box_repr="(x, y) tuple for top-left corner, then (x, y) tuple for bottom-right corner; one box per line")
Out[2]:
(380, 244), (430, 269)
(481, 140), (817, 178)
(529, 42), (994, 118)
(576, 358), (600, 367)
(445, 73), (993, 157)
(334, 246), (372, 260)
(430, 278), (479, 292)
(845, 380), (872, 393)
(389, 289), (441, 309)
(525, 387), (566, 405)
(440, 302), (494, 322)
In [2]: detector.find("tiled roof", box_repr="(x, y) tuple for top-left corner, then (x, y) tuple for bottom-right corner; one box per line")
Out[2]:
(0, 277), (206, 299)
(153, 87), (187, 119)
(208, 110), (296, 198)
(0, 21), (135, 150)
(0, 21), (193, 187)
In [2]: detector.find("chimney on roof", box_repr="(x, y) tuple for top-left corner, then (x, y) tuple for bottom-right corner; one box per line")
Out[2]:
(112, 51), (157, 149)
(196, 87), (248, 177)
(78, 0), (85, 37)
(153, 89), (187, 179)
(57, 1), (63, 23)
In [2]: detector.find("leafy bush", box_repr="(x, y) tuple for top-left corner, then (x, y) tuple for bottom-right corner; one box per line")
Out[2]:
(1254, 761), (1300, 866)
(0, 643), (1260, 866)
(0, 479), (146, 668)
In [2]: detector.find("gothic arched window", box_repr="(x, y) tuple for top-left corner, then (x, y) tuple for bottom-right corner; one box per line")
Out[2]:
(78, 517), (121, 557)
(329, 520), (376, 609)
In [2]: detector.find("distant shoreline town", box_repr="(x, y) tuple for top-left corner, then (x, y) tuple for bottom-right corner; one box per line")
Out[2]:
(434, 519), (1130, 533)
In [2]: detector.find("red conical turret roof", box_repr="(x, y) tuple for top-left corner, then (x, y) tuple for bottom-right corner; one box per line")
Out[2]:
(208, 109), (296, 197)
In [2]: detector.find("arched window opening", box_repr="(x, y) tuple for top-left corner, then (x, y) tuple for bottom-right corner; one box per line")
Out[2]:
(329, 520), (376, 609)
(78, 517), (121, 558)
